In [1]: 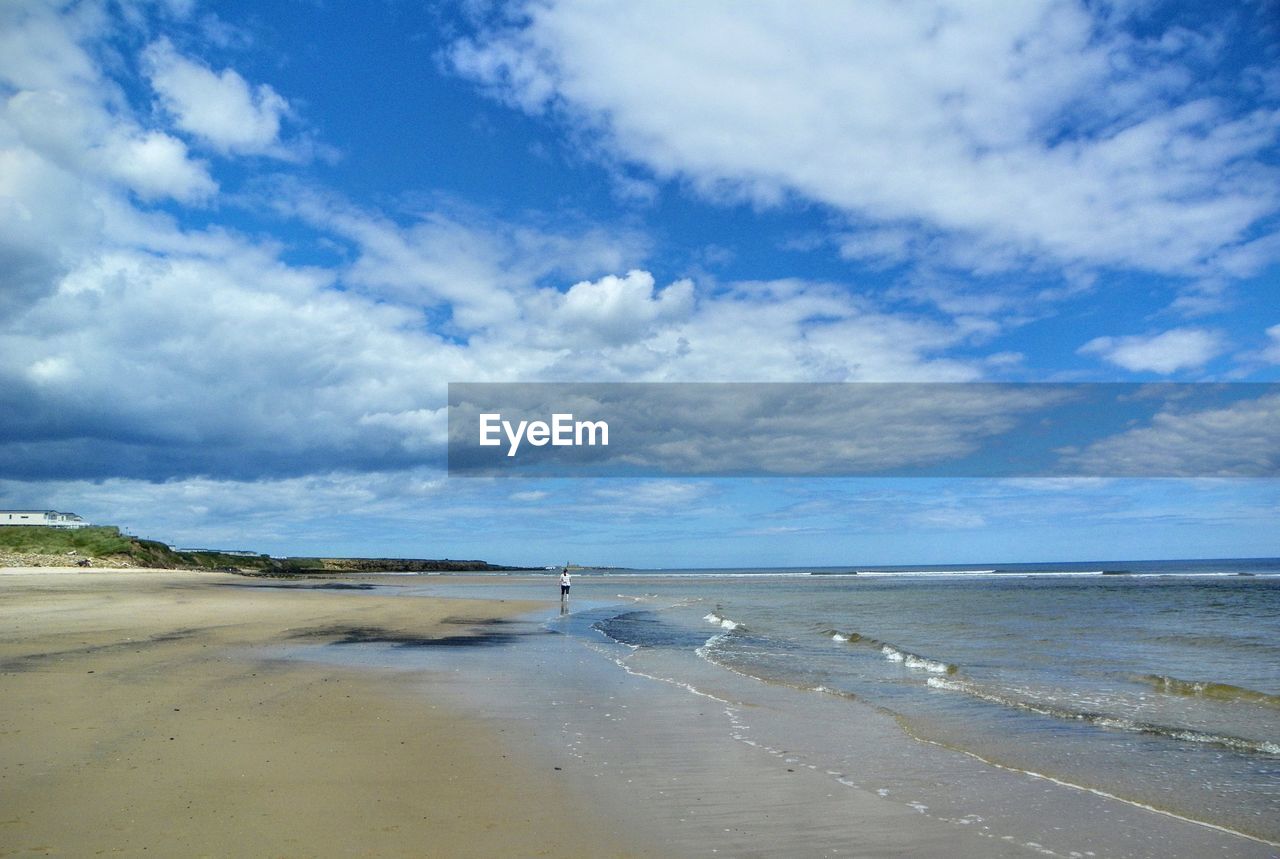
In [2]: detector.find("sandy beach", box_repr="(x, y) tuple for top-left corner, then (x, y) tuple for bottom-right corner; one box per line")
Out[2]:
(0, 568), (1002, 859)
(5, 568), (1275, 859)
(0, 568), (642, 858)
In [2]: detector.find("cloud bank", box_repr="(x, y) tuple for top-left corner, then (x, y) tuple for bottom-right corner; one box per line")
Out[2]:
(0, 0), (1276, 559)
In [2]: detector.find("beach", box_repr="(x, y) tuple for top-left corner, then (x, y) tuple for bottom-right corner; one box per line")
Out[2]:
(2, 566), (1277, 858)
(0, 568), (640, 858)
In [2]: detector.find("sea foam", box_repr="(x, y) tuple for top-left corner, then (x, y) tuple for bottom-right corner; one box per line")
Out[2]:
(703, 612), (741, 631)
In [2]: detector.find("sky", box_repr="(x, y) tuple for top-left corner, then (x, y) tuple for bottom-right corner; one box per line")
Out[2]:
(0, 0), (1278, 567)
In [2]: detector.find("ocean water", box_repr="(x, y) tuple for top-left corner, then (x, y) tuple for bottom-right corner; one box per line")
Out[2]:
(278, 559), (1280, 855)
(557, 559), (1280, 847)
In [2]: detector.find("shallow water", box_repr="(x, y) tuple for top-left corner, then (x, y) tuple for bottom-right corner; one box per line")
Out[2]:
(578, 564), (1280, 845)
(276, 560), (1280, 857)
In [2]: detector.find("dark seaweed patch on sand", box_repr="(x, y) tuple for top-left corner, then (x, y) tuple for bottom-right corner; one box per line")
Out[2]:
(291, 623), (535, 648)
(214, 581), (379, 591)
(0, 627), (201, 672)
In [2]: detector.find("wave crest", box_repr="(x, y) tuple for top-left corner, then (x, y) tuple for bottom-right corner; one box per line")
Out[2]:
(826, 628), (955, 674)
(703, 611), (743, 631)
(927, 677), (1280, 755)
(1140, 674), (1280, 709)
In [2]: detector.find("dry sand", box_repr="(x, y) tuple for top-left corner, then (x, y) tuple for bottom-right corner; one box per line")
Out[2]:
(0, 568), (644, 857)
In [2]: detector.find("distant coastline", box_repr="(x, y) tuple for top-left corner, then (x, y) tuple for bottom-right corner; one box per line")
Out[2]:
(0, 525), (535, 575)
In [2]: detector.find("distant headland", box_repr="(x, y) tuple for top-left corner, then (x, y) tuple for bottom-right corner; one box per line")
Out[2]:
(0, 525), (535, 575)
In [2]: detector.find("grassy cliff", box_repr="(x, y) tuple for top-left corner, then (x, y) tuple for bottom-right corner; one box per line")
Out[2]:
(0, 526), (273, 570)
(0, 526), (529, 574)
(0, 525), (134, 557)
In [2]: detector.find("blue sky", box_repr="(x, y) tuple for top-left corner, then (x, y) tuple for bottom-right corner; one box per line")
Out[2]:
(1, 0), (1277, 566)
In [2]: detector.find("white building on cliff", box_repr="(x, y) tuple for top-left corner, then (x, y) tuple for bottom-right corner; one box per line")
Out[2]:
(0, 510), (90, 528)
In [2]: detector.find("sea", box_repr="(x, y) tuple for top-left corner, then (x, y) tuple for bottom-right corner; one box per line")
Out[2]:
(284, 558), (1280, 856)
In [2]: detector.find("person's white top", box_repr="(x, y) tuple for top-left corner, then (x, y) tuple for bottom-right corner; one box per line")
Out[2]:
(560, 572), (571, 586)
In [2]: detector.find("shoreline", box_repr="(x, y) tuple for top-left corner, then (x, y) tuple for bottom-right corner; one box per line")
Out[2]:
(0, 567), (647, 857)
(397, 574), (1280, 858)
(5, 567), (1275, 858)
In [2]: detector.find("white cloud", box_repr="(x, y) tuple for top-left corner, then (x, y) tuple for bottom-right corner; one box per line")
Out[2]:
(6, 87), (216, 202)
(1078, 328), (1223, 374)
(0, 146), (102, 314)
(465, 275), (980, 383)
(837, 227), (922, 269)
(526, 270), (694, 347)
(1, 0), (1275, 563)
(280, 193), (979, 384)
(3, 55), (216, 205)
(1059, 392), (1280, 477)
(1166, 278), (1232, 318)
(0, 197), (487, 481)
(0, 0), (1019, 496)
(143, 38), (295, 157)
(590, 480), (714, 511)
(99, 129), (217, 201)
(0, 0), (991, 501)
(1264, 324), (1280, 364)
(280, 189), (647, 332)
(0, 4), (217, 311)
(0, 1), (103, 94)
(910, 507), (988, 530)
(449, 0), (1280, 278)
(1001, 478), (1114, 491)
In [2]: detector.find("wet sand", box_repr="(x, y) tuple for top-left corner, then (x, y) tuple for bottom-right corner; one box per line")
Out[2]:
(0, 568), (645, 857)
(379, 577), (1280, 859)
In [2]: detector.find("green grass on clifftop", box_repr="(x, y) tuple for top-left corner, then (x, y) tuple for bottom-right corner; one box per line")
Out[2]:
(0, 525), (531, 574)
(0, 525), (133, 556)
(0, 526), (273, 570)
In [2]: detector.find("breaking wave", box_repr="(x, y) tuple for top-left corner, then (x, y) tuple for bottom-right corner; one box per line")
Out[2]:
(822, 628), (957, 675)
(880, 644), (955, 674)
(1139, 674), (1280, 709)
(703, 611), (744, 631)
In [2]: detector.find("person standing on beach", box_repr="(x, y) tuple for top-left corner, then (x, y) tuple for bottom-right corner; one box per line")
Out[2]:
(559, 568), (571, 599)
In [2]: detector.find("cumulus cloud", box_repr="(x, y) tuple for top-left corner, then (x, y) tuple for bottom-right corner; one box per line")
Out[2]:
(448, 0), (1280, 278)
(280, 190), (647, 332)
(7, 88), (216, 201)
(0, 231), (477, 480)
(1078, 328), (1223, 374)
(491, 277), (981, 383)
(3, 65), (984, 487)
(4, 0), (1276, 567)
(143, 38), (296, 157)
(1, 215), (984, 483)
(526, 270), (694, 346)
(0, 3), (217, 314)
(101, 129), (217, 200)
(0, 146), (102, 314)
(0, 1), (102, 94)
(11, 0), (1270, 563)
(0, 0), (1012, 498)
(279, 194), (978, 384)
